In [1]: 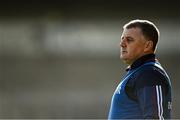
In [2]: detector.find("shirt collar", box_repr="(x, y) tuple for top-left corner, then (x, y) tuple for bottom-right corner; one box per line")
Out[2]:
(126, 53), (157, 71)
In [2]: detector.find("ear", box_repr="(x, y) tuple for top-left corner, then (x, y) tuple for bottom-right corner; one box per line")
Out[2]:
(144, 41), (153, 52)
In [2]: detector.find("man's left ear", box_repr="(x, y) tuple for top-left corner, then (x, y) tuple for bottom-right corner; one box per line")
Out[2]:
(145, 41), (153, 52)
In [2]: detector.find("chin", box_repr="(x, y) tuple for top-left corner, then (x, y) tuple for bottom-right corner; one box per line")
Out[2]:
(120, 56), (131, 65)
(120, 54), (127, 59)
(122, 59), (131, 65)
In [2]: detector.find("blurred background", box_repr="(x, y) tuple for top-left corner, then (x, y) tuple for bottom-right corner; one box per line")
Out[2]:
(0, 0), (180, 118)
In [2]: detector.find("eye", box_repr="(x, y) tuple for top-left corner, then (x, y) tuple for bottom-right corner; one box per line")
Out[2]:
(126, 37), (134, 43)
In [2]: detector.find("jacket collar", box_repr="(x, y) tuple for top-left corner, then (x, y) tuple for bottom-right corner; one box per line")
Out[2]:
(126, 53), (157, 71)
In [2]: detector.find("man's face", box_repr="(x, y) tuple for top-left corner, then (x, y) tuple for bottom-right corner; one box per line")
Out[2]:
(120, 27), (147, 65)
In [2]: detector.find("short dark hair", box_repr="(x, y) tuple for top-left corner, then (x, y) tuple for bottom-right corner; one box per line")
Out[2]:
(123, 19), (160, 51)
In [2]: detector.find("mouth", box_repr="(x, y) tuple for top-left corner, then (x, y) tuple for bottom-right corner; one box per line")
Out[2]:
(121, 50), (127, 54)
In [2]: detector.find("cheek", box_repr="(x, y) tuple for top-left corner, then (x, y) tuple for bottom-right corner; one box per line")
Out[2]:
(127, 45), (144, 55)
(127, 45), (138, 52)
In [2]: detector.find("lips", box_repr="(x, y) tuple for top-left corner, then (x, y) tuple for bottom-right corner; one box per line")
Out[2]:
(121, 50), (127, 53)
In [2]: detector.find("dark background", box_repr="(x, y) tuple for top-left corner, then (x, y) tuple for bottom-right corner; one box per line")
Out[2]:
(0, 0), (179, 118)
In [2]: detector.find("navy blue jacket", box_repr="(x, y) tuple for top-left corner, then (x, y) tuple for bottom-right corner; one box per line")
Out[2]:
(108, 54), (172, 119)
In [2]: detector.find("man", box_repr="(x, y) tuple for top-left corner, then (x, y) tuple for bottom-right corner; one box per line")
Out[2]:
(108, 19), (172, 119)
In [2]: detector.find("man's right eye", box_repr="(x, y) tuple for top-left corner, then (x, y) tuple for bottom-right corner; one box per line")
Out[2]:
(126, 38), (134, 43)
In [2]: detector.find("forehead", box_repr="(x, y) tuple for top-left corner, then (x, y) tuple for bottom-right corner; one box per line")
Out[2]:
(122, 27), (143, 38)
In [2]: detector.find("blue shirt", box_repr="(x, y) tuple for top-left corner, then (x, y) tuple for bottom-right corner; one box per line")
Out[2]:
(108, 54), (172, 119)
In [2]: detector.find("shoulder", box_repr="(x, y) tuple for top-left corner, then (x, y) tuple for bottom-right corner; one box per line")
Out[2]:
(133, 65), (169, 90)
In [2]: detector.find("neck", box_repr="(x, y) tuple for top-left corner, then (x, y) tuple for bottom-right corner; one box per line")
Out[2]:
(127, 52), (155, 66)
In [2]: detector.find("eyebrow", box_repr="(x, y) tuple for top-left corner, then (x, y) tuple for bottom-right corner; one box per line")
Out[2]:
(121, 36), (134, 40)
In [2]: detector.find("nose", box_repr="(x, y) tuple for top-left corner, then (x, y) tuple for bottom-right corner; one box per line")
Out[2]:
(120, 39), (126, 47)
